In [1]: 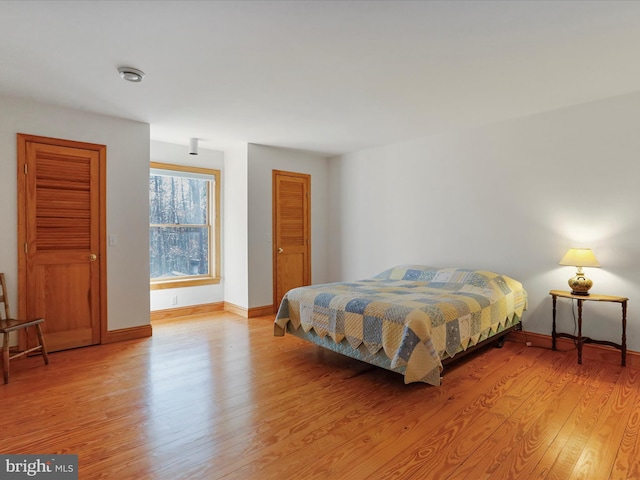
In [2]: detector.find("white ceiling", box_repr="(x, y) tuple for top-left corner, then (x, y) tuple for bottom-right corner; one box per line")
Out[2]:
(1, 0), (640, 156)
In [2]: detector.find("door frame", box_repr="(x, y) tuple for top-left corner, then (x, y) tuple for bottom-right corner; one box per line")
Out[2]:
(16, 133), (108, 347)
(272, 170), (311, 312)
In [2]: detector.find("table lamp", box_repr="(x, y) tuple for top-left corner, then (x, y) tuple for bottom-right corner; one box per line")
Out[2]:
(559, 248), (600, 296)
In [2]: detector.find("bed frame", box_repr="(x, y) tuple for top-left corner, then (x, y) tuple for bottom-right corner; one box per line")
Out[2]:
(287, 316), (523, 383)
(441, 322), (521, 368)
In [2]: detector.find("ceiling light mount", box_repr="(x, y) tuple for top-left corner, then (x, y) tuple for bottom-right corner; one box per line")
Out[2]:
(189, 138), (199, 155)
(118, 66), (145, 83)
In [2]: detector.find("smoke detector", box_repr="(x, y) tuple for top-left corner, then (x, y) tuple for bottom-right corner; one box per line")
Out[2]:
(118, 67), (145, 83)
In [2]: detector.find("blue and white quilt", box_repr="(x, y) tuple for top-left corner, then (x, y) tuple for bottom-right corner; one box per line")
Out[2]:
(274, 265), (528, 385)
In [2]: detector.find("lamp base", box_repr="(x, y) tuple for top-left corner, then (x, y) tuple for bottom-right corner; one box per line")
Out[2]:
(568, 274), (593, 296)
(570, 290), (590, 296)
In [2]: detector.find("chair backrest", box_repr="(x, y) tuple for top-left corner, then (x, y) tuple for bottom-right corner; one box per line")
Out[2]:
(0, 273), (11, 320)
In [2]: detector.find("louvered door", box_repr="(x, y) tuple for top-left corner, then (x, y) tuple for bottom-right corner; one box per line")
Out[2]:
(18, 134), (104, 352)
(273, 171), (311, 311)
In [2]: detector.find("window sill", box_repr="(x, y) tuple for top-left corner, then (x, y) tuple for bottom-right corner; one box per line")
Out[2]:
(150, 277), (221, 290)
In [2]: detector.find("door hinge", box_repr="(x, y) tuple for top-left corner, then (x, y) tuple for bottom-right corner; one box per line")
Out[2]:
(24, 164), (28, 174)
(24, 242), (28, 253)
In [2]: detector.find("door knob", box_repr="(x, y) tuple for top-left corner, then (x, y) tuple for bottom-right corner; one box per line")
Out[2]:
(89, 254), (97, 262)
(278, 248), (284, 254)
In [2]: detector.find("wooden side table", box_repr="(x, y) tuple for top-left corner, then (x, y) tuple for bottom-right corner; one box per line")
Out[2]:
(550, 290), (627, 366)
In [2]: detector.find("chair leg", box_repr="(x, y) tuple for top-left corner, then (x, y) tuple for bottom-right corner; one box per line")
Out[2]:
(35, 324), (49, 365)
(3, 332), (9, 384)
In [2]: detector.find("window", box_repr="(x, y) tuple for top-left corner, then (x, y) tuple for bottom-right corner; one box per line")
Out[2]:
(150, 162), (220, 289)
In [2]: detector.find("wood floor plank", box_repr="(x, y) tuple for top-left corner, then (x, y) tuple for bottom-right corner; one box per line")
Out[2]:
(568, 366), (640, 479)
(531, 350), (617, 480)
(393, 346), (570, 479)
(486, 359), (611, 480)
(1, 313), (638, 480)
(446, 352), (589, 480)
(290, 343), (550, 480)
(610, 382), (640, 479)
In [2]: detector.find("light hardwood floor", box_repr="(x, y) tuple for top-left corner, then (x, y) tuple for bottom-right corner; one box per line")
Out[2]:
(1, 312), (639, 479)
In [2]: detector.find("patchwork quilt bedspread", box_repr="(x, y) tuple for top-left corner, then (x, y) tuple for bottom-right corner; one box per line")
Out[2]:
(274, 265), (528, 385)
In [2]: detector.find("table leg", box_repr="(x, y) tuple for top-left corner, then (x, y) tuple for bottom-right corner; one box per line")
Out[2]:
(552, 294), (557, 351)
(577, 299), (583, 365)
(622, 301), (627, 367)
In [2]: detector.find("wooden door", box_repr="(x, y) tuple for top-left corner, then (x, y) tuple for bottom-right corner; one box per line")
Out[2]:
(273, 170), (311, 311)
(17, 134), (105, 352)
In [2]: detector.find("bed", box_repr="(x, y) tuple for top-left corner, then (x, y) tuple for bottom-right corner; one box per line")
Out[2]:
(274, 265), (527, 386)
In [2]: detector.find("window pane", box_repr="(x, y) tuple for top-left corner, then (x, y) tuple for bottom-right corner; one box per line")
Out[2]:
(150, 226), (209, 279)
(149, 174), (209, 225)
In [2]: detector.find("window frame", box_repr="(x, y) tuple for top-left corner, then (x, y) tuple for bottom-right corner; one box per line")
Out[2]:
(149, 161), (221, 290)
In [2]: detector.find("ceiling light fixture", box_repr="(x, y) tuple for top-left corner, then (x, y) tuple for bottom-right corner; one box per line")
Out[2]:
(189, 138), (199, 155)
(118, 66), (145, 83)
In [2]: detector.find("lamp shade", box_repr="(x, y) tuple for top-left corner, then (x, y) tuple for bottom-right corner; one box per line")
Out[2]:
(559, 248), (600, 268)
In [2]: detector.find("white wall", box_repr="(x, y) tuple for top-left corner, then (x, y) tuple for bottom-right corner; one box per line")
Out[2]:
(247, 144), (330, 308)
(223, 143), (250, 309)
(149, 141), (225, 311)
(0, 95), (150, 331)
(328, 91), (640, 352)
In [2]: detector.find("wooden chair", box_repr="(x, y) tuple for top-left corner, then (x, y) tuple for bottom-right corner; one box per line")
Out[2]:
(0, 273), (49, 383)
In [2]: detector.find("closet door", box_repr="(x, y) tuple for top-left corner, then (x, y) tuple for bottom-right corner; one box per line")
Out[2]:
(273, 170), (311, 311)
(18, 134), (105, 352)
